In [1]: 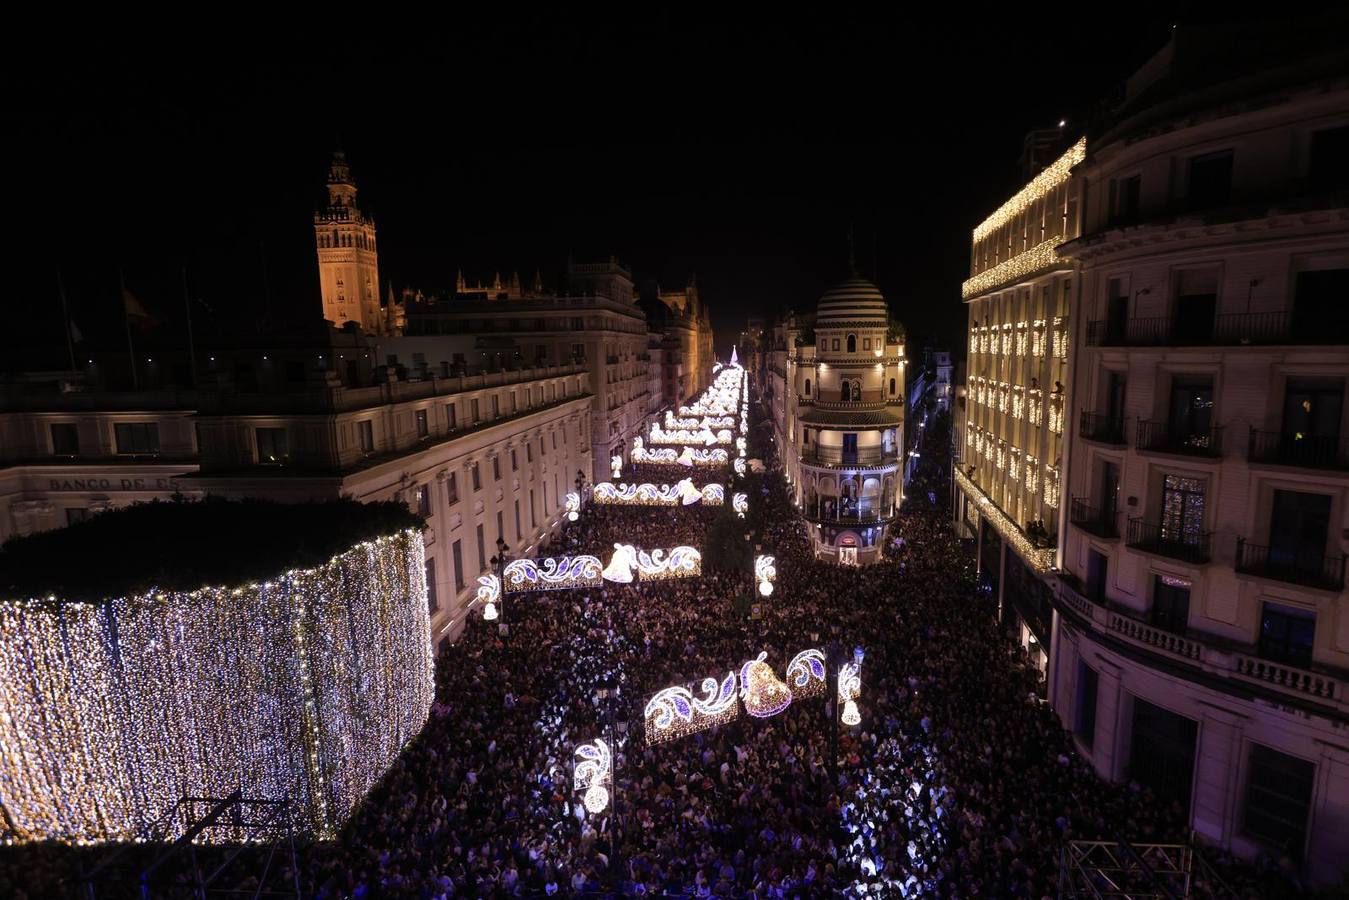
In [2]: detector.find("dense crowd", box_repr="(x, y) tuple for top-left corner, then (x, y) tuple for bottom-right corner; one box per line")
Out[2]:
(2, 403), (1320, 898)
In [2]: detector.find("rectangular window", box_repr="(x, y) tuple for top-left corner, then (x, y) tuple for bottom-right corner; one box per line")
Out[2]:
(492, 396), (500, 419)
(1172, 269), (1218, 344)
(514, 499), (521, 539)
(416, 484), (431, 517)
(1309, 124), (1349, 192)
(1243, 743), (1315, 858)
(1168, 375), (1215, 447)
(530, 489), (537, 528)
(863, 337), (871, 350)
(1282, 377), (1343, 444)
(1160, 474), (1206, 547)
(1259, 601), (1315, 668)
(477, 523), (486, 572)
(1076, 662), (1099, 750)
(497, 510), (504, 541)
(511, 449), (519, 471)
(471, 399), (481, 423)
(256, 427), (289, 464)
(446, 403), (457, 431)
(359, 420), (374, 453)
(831, 338), (840, 351)
(1128, 698), (1198, 814)
(493, 455), (502, 481)
(471, 461), (482, 491)
(114, 422), (160, 455)
(425, 558), (439, 613)
(1292, 268), (1349, 342)
(1186, 150), (1233, 209)
(65, 507), (90, 526)
(1151, 574), (1191, 634)
(526, 443), (533, 464)
(416, 409), (429, 438)
(451, 540), (465, 591)
(446, 471), (459, 504)
(1268, 489), (1332, 575)
(572, 342), (585, 361)
(571, 318), (584, 332)
(50, 423), (79, 455)
(1086, 549), (1109, 603)
(1110, 173), (1141, 224)
(510, 392), (517, 414)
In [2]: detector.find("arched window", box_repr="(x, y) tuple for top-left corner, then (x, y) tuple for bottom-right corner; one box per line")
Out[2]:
(804, 378), (811, 397)
(889, 377), (897, 395)
(851, 380), (861, 401)
(846, 334), (857, 353)
(841, 382), (850, 401)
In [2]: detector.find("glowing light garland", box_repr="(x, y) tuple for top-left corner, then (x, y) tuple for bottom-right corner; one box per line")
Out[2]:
(676, 446), (729, 467)
(477, 574), (501, 620)
(734, 458), (747, 476)
(0, 530), (433, 844)
(610, 454), (623, 479)
(733, 492), (748, 518)
(573, 738), (612, 816)
(785, 649), (826, 699)
(601, 544), (702, 583)
(741, 652), (794, 718)
(971, 136), (1085, 242)
(503, 555), (605, 593)
(591, 479), (723, 507)
(954, 467), (1054, 572)
(630, 436), (677, 464)
(648, 424), (734, 446)
(643, 671), (739, 744)
(565, 491), (581, 522)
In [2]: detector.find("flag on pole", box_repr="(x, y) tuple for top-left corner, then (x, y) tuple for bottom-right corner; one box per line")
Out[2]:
(123, 287), (159, 329)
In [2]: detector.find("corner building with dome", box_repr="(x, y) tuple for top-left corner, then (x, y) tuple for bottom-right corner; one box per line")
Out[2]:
(769, 275), (906, 564)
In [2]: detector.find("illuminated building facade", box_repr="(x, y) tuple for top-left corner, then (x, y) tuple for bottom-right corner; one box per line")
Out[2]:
(0, 356), (592, 648)
(1049, 29), (1349, 881)
(314, 149), (393, 335)
(775, 275), (905, 565)
(401, 258), (678, 482)
(954, 135), (1084, 675)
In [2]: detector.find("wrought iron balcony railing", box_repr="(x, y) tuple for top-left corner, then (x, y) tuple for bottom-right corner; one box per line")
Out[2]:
(1069, 498), (1120, 539)
(800, 447), (898, 467)
(1236, 538), (1346, 591)
(1079, 411), (1127, 445)
(1137, 419), (1223, 458)
(1126, 518), (1213, 564)
(1247, 428), (1349, 472)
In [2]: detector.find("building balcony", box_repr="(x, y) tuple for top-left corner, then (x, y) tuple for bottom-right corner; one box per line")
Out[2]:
(1247, 429), (1349, 472)
(800, 447), (899, 468)
(1069, 498), (1120, 539)
(801, 503), (895, 526)
(1136, 420), (1222, 458)
(1054, 576), (1347, 714)
(1079, 411), (1127, 446)
(1126, 518), (1213, 564)
(1236, 538), (1346, 592)
(1085, 311), (1349, 348)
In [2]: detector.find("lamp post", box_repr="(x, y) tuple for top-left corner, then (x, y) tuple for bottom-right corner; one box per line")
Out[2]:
(595, 677), (625, 890)
(575, 469), (587, 510)
(490, 536), (511, 634)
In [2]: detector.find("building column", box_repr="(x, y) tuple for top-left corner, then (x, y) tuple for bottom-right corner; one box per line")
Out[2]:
(1093, 657), (1127, 781)
(1192, 706), (1247, 850)
(1308, 742), (1349, 883)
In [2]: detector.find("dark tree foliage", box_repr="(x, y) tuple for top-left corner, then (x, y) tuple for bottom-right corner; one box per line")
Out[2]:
(0, 496), (424, 602)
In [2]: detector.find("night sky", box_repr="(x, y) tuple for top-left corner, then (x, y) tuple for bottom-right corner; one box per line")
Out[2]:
(15, 7), (1304, 362)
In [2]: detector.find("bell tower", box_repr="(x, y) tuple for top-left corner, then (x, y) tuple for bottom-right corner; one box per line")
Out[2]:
(314, 148), (382, 333)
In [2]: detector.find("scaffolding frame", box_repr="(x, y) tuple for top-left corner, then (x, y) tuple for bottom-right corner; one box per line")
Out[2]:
(1059, 840), (1193, 900)
(81, 790), (302, 900)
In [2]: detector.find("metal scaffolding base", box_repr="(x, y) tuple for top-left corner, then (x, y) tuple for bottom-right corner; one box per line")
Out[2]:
(82, 789), (302, 900)
(1058, 840), (1194, 900)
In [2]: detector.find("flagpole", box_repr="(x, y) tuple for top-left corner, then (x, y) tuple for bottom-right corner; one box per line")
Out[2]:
(120, 267), (139, 389)
(56, 267), (76, 372)
(181, 265), (197, 387)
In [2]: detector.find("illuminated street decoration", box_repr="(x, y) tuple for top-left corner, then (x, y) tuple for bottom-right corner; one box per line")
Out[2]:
(573, 738), (612, 816)
(643, 670), (739, 744)
(741, 652), (793, 718)
(503, 556), (604, 593)
(839, 654), (863, 726)
(785, 649), (827, 699)
(591, 479), (722, 507)
(0, 529), (433, 844)
(477, 574), (501, 620)
(755, 555), (777, 597)
(611, 454), (623, 479)
(676, 447), (728, 467)
(630, 436), (677, 464)
(733, 492), (748, 517)
(734, 458), (747, 476)
(564, 491), (581, 522)
(648, 424), (733, 446)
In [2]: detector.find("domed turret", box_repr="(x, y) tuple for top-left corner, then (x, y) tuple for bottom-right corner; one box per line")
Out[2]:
(816, 277), (889, 328)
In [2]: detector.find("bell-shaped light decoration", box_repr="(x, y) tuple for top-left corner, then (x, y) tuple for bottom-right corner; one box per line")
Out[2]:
(841, 698), (861, 726)
(583, 782), (610, 814)
(758, 579), (774, 597)
(482, 600), (499, 621)
(741, 652), (793, 718)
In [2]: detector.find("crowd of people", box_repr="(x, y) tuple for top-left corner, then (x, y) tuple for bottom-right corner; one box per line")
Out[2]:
(3, 399), (1322, 898)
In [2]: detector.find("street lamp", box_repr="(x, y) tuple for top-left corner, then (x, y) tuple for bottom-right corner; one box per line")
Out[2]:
(575, 470), (586, 508)
(490, 536), (511, 633)
(595, 677), (625, 887)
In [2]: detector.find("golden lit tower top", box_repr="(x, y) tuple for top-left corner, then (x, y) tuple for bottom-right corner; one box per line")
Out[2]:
(315, 148), (383, 333)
